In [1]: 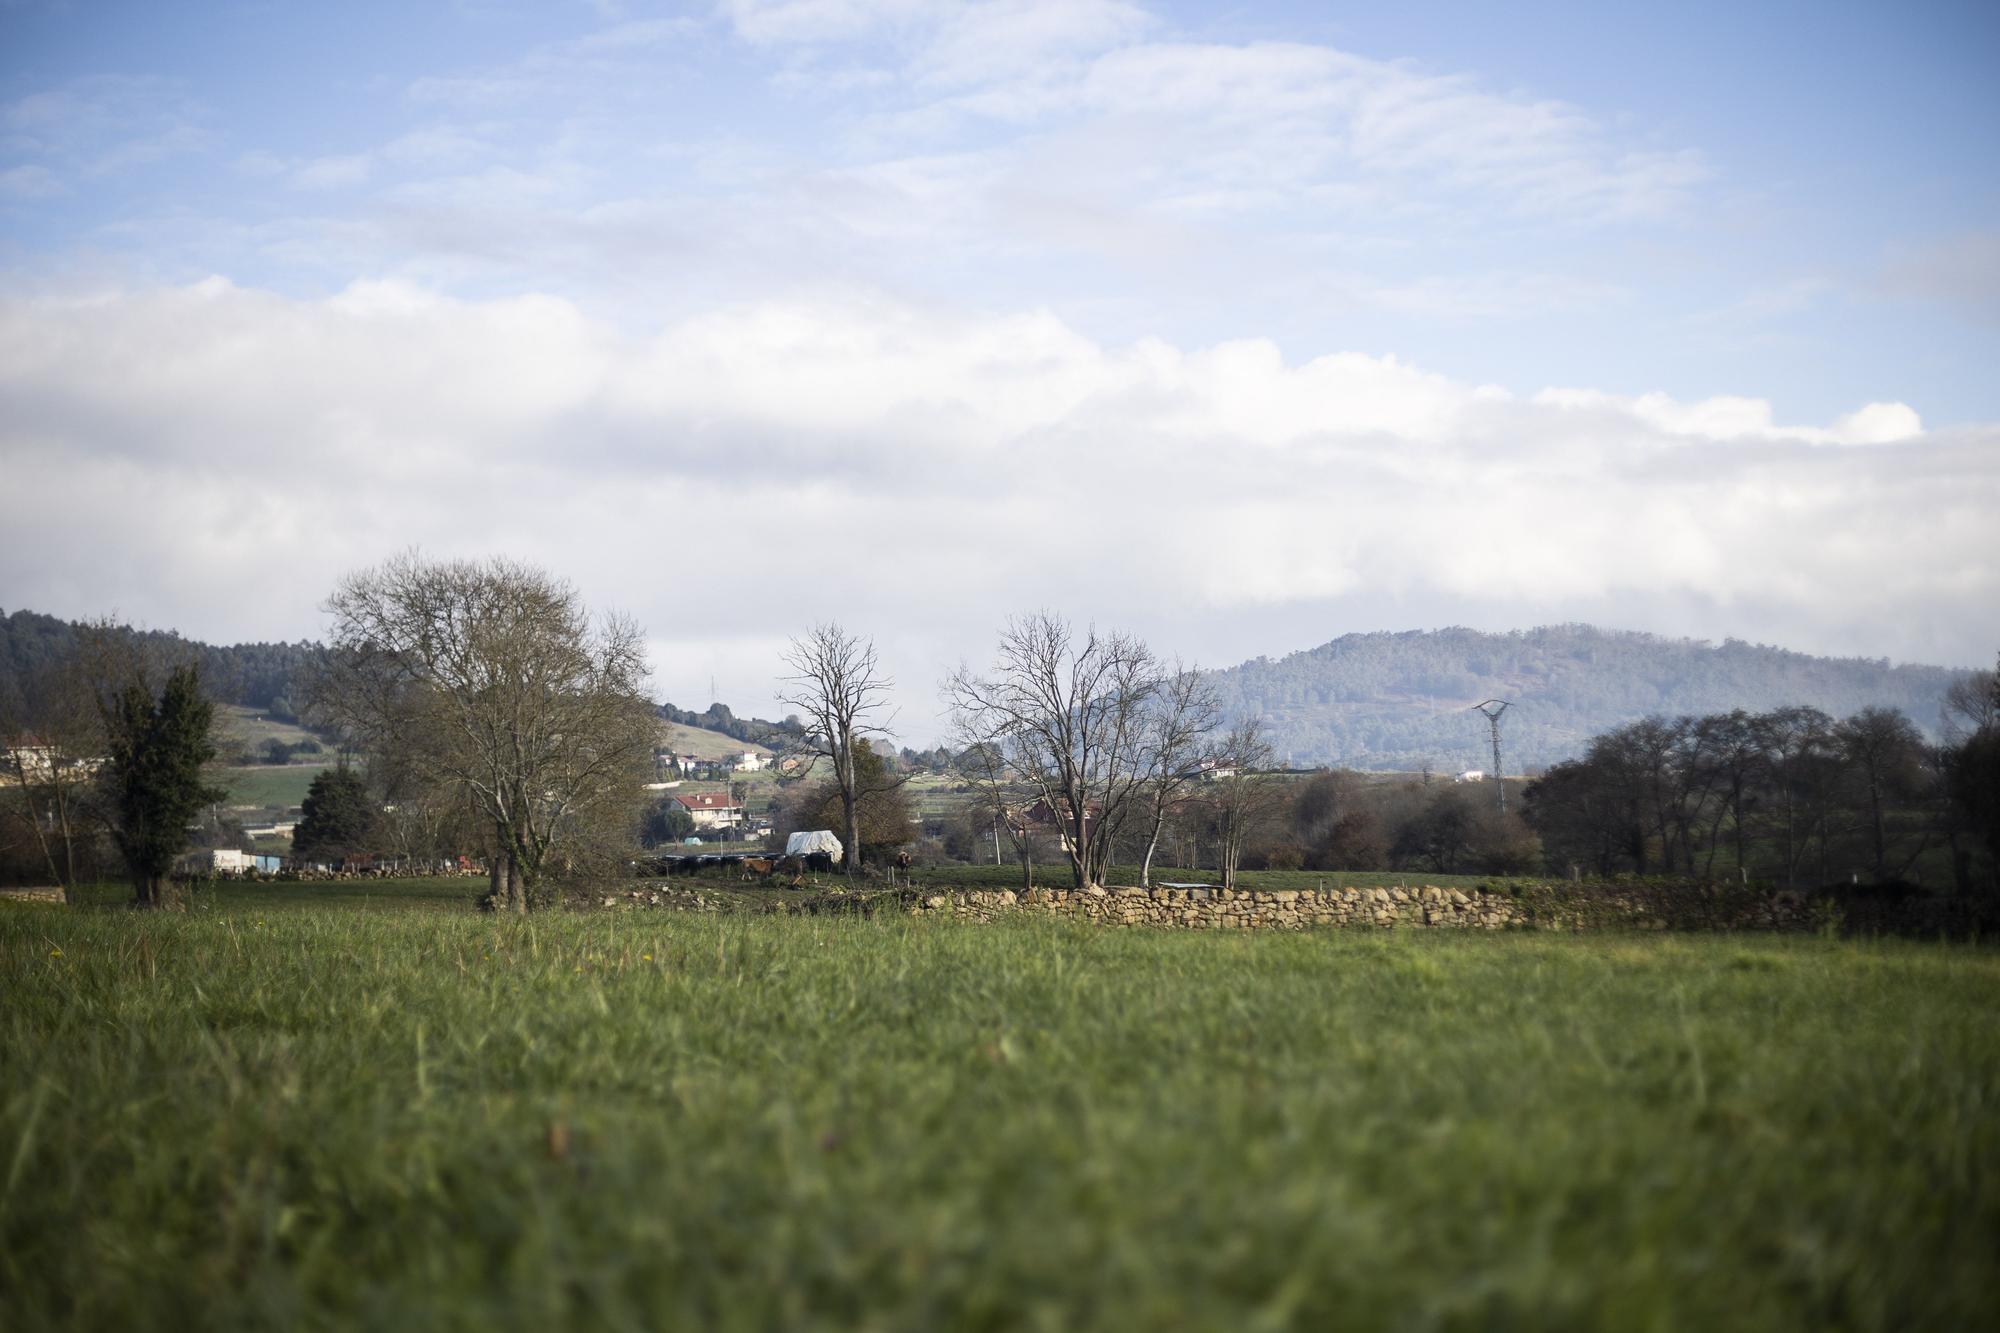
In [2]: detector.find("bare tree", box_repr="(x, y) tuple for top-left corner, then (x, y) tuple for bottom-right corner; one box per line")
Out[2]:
(1942, 667), (1999, 743)
(1753, 706), (1836, 887)
(0, 647), (106, 888)
(951, 736), (1044, 891)
(944, 613), (1159, 890)
(1134, 662), (1220, 886)
(317, 553), (656, 912)
(1837, 706), (1928, 880)
(777, 623), (897, 878)
(1211, 718), (1280, 889)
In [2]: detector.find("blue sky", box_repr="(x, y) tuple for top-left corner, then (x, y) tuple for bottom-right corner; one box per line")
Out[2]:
(2, 1), (1995, 730)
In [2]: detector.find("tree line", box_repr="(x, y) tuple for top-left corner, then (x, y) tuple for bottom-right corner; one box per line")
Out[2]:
(1522, 686), (2000, 891)
(5, 554), (1995, 910)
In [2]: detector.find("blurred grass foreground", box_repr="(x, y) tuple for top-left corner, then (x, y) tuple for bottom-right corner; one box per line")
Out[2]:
(2, 881), (1996, 1331)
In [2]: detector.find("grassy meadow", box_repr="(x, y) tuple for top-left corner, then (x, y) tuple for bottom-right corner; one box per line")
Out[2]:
(2, 882), (1996, 1331)
(215, 763), (327, 815)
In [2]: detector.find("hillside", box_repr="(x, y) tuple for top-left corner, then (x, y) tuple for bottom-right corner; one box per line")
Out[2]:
(1208, 625), (1970, 772)
(0, 608), (321, 723)
(657, 719), (773, 761)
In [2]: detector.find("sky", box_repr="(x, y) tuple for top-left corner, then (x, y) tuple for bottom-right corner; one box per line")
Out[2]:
(2, 0), (1996, 740)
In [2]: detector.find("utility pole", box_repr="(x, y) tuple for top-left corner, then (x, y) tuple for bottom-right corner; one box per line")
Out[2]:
(1469, 700), (1512, 812)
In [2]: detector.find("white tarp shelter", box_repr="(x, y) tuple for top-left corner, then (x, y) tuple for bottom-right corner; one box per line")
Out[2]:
(785, 830), (844, 861)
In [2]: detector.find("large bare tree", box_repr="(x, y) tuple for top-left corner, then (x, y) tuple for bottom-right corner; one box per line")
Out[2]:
(1210, 718), (1281, 889)
(318, 553), (655, 912)
(1133, 662), (1220, 886)
(944, 613), (1160, 890)
(776, 623), (896, 878)
(0, 645), (106, 889)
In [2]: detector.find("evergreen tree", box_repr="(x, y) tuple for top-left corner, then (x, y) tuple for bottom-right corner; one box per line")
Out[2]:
(100, 664), (226, 908)
(294, 766), (379, 863)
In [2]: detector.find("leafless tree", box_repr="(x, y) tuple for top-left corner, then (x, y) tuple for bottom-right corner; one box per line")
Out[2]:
(1753, 706), (1837, 887)
(1837, 706), (1928, 880)
(317, 553), (656, 912)
(944, 613), (1159, 889)
(776, 623), (898, 878)
(1942, 667), (1999, 743)
(1211, 718), (1281, 889)
(951, 736), (1044, 891)
(1134, 662), (1220, 886)
(0, 642), (108, 887)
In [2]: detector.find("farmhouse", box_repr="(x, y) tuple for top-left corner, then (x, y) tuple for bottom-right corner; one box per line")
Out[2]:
(1010, 796), (1101, 854)
(733, 750), (769, 772)
(672, 790), (745, 831)
(1, 736), (102, 782)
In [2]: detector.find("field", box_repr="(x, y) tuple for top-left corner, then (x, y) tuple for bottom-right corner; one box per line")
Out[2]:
(3, 884), (1996, 1331)
(659, 720), (772, 761)
(215, 704), (325, 755)
(217, 762), (327, 812)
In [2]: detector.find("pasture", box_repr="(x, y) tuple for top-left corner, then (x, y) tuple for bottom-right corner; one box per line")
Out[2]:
(218, 762), (327, 812)
(2, 882), (1995, 1331)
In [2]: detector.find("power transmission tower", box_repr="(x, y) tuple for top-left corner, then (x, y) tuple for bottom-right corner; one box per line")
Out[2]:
(1469, 700), (1512, 811)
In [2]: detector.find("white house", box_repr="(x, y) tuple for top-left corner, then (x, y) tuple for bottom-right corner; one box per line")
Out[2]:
(672, 790), (745, 830)
(733, 751), (769, 772)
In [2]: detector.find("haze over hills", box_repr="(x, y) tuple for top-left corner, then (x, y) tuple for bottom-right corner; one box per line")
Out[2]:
(1207, 624), (1972, 773)
(4, 609), (1977, 777)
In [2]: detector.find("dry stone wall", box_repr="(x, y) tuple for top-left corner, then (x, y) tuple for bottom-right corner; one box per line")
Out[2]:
(911, 881), (1821, 932)
(0, 886), (66, 905)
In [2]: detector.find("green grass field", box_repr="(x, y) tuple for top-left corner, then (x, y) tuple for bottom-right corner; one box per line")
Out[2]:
(218, 763), (328, 811)
(3, 883), (1995, 1330)
(215, 704), (324, 753)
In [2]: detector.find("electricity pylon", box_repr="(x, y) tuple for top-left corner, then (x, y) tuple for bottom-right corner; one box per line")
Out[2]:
(1469, 700), (1512, 811)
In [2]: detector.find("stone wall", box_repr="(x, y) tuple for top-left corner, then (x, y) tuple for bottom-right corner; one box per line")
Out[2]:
(910, 881), (1822, 932)
(0, 886), (67, 905)
(606, 874), (1978, 935)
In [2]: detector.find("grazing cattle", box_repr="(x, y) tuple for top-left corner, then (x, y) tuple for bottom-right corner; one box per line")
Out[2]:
(741, 857), (775, 880)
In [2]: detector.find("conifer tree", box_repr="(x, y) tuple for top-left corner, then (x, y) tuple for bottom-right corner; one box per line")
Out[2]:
(293, 766), (378, 864)
(100, 664), (225, 908)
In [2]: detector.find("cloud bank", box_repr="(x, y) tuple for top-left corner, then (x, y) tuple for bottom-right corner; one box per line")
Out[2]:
(2, 277), (1991, 730)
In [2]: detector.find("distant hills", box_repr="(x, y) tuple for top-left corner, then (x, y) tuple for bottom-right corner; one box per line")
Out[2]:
(5, 609), (1975, 777)
(1206, 624), (1972, 773)
(0, 608), (320, 724)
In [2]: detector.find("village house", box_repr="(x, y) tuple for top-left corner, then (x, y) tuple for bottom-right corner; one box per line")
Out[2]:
(732, 750), (769, 772)
(672, 789), (745, 831)
(1010, 795), (1101, 855)
(1, 736), (102, 783)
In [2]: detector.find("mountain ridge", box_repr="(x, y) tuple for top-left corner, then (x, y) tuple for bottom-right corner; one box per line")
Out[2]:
(1204, 622), (1970, 772)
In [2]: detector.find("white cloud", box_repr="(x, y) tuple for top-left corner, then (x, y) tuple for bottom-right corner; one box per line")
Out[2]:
(1533, 387), (1922, 445)
(2, 278), (1989, 728)
(718, 0), (948, 47)
(292, 153), (373, 190)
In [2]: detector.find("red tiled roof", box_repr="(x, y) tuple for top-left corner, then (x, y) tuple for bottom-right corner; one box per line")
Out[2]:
(673, 792), (741, 811)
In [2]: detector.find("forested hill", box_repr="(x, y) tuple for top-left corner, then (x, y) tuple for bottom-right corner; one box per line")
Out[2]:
(1208, 625), (1969, 773)
(0, 608), (322, 724)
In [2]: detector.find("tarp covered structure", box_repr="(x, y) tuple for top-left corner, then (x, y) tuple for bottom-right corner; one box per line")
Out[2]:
(785, 830), (843, 861)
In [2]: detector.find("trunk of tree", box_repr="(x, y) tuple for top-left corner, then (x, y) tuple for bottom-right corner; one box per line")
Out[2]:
(1140, 808), (1165, 887)
(132, 872), (173, 910)
(486, 849), (528, 913)
(845, 796), (862, 881)
(1867, 778), (1887, 880)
